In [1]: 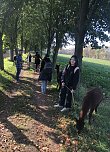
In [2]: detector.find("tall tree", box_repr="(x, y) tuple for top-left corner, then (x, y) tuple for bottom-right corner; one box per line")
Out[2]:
(74, 0), (89, 68)
(74, 0), (110, 68)
(0, 0), (10, 70)
(0, 32), (3, 70)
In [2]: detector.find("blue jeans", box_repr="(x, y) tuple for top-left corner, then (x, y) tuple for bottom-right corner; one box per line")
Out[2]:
(41, 81), (47, 94)
(16, 68), (21, 81)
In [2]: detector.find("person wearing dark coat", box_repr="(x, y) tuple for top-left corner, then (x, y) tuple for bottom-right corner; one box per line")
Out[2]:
(34, 52), (41, 72)
(38, 57), (52, 94)
(15, 50), (23, 82)
(27, 53), (32, 68)
(54, 55), (79, 112)
(40, 54), (49, 72)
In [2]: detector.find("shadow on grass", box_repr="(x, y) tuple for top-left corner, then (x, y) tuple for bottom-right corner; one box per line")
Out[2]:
(1, 118), (38, 149)
(4, 70), (16, 79)
(0, 73), (61, 148)
(0, 91), (39, 150)
(0, 73), (16, 91)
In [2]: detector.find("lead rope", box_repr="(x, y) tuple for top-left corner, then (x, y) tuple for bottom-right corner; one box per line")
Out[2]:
(64, 85), (75, 110)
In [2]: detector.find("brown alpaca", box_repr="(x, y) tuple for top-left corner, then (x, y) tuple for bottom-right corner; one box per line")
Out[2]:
(75, 87), (103, 133)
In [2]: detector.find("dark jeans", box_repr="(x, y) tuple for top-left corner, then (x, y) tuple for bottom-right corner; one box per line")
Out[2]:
(35, 63), (40, 71)
(16, 68), (21, 81)
(59, 86), (72, 108)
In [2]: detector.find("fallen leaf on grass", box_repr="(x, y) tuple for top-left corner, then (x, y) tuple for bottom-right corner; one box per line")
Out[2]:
(73, 139), (78, 145)
(65, 137), (71, 146)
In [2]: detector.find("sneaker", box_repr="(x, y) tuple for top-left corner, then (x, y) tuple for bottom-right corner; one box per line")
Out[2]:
(61, 107), (71, 112)
(54, 104), (63, 108)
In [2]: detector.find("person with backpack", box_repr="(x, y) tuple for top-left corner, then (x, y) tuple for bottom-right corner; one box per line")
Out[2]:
(40, 54), (49, 72)
(38, 57), (52, 94)
(54, 55), (79, 112)
(15, 50), (23, 82)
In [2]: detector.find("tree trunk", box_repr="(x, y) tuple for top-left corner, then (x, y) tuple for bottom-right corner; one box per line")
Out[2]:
(21, 33), (23, 51)
(75, 34), (85, 69)
(24, 40), (28, 54)
(9, 16), (18, 60)
(40, 40), (43, 57)
(9, 36), (15, 61)
(47, 30), (54, 56)
(9, 50), (14, 61)
(47, 32), (51, 55)
(34, 44), (37, 52)
(30, 42), (33, 52)
(24, 48), (27, 54)
(52, 32), (62, 71)
(47, 1), (54, 56)
(52, 46), (59, 71)
(0, 32), (4, 70)
(14, 16), (18, 54)
(24, 45), (27, 54)
(75, 0), (89, 69)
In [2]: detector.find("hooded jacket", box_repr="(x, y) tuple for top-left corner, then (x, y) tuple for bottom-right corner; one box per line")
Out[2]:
(39, 62), (52, 82)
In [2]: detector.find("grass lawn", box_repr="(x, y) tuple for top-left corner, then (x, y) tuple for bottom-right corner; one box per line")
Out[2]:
(56, 54), (110, 152)
(0, 54), (27, 91)
(0, 59), (16, 91)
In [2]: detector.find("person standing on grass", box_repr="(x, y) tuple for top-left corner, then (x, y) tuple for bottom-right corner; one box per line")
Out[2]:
(13, 55), (16, 66)
(54, 55), (79, 112)
(15, 50), (23, 82)
(38, 57), (52, 94)
(27, 52), (32, 68)
(34, 52), (41, 72)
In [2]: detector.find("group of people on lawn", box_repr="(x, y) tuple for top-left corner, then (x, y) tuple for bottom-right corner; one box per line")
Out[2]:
(14, 50), (79, 112)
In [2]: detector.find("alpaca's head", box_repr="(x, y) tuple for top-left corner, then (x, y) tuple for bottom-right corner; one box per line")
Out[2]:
(55, 64), (60, 71)
(75, 118), (85, 133)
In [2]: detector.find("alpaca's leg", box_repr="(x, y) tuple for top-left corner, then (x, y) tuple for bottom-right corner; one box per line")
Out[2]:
(95, 106), (98, 113)
(95, 103), (100, 113)
(89, 108), (94, 124)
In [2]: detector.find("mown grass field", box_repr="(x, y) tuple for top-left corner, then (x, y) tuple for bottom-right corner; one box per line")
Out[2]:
(0, 59), (16, 91)
(0, 54), (27, 91)
(0, 54), (110, 152)
(56, 54), (110, 152)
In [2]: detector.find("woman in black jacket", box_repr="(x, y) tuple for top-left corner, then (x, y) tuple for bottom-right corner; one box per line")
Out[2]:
(54, 55), (79, 112)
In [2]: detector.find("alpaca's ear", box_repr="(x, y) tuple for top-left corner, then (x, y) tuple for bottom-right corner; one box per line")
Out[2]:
(79, 110), (83, 118)
(78, 130), (81, 134)
(74, 117), (78, 122)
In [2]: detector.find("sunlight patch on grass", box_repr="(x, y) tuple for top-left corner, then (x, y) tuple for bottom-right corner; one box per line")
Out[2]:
(0, 59), (16, 91)
(83, 57), (110, 66)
